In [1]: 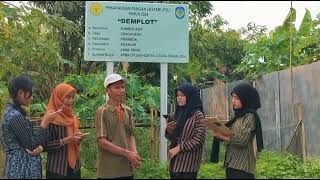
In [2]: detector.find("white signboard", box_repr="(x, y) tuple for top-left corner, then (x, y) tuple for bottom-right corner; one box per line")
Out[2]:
(85, 1), (189, 63)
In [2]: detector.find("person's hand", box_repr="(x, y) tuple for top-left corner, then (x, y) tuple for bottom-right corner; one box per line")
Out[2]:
(169, 145), (181, 159)
(63, 132), (83, 145)
(214, 130), (230, 142)
(130, 151), (142, 169)
(166, 121), (176, 134)
(126, 150), (141, 169)
(79, 132), (90, 141)
(40, 107), (64, 128)
(203, 117), (218, 128)
(26, 145), (43, 156)
(214, 124), (232, 137)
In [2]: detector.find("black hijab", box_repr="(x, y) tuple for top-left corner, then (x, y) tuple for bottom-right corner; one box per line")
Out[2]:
(171, 83), (204, 147)
(210, 83), (264, 163)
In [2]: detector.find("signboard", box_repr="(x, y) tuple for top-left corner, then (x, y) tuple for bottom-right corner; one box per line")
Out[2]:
(85, 1), (189, 63)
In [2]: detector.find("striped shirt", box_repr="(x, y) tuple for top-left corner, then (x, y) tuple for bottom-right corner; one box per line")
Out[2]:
(225, 113), (256, 174)
(165, 111), (206, 173)
(1, 103), (48, 179)
(44, 124), (80, 176)
(1, 103), (48, 152)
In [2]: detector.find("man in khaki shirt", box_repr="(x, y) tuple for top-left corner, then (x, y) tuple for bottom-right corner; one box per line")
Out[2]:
(95, 74), (141, 179)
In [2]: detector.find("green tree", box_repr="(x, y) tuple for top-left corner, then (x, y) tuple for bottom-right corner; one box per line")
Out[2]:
(0, 2), (79, 100)
(235, 8), (320, 80)
(30, 1), (87, 75)
(172, 14), (246, 86)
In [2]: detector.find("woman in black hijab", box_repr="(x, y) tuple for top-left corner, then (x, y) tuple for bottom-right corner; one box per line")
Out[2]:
(211, 82), (263, 179)
(165, 83), (206, 179)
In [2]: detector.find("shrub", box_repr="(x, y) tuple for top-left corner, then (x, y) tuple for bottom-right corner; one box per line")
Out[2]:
(198, 162), (225, 179)
(256, 150), (303, 179)
(134, 160), (169, 179)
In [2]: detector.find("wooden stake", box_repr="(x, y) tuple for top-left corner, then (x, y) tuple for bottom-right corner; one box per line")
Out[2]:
(298, 102), (306, 162)
(150, 108), (156, 161)
(286, 116), (302, 151)
(289, 1), (295, 124)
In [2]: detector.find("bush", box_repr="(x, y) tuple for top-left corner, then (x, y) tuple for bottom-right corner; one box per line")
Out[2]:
(198, 162), (225, 179)
(134, 128), (152, 161)
(80, 128), (97, 173)
(256, 150), (303, 179)
(302, 158), (320, 178)
(134, 160), (169, 179)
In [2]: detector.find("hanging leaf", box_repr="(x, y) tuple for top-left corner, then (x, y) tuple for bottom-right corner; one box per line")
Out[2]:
(282, 8), (296, 29)
(298, 9), (312, 36)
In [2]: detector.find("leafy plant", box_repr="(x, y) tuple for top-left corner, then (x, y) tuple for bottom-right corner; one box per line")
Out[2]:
(0, 81), (8, 178)
(63, 72), (160, 124)
(198, 162), (225, 179)
(235, 8), (320, 80)
(0, 1), (80, 101)
(256, 150), (303, 179)
(134, 160), (169, 179)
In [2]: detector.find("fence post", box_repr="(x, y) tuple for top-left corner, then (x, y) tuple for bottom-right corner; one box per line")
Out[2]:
(150, 107), (160, 161)
(150, 108), (155, 161)
(155, 109), (159, 161)
(297, 102), (306, 162)
(225, 83), (229, 122)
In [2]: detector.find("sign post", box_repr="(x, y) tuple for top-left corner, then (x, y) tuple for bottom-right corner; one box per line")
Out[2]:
(85, 1), (189, 162)
(160, 63), (168, 161)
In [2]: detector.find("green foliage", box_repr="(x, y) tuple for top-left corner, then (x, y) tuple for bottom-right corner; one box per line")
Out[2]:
(63, 72), (160, 124)
(64, 73), (105, 120)
(198, 162), (225, 179)
(236, 8), (320, 80)
(134, 160), (169, 179)
(125, 72), (160, 123)
(0, 2), (80, 101)
(79, 128), (97, 174)
(30, 102), (47, 116)
(298, 9), (312, 36)
(31, 1), (86, 75)
(0, 81), (8, 116)
(0, 81), (8, 178)
(256, 150), (303, 179)
(302, 158), (320, 178)
(173, 14), (246, 86)
(80, 145), (320, 179)
(256, 150), (320, 179)
(134, 128), (153, 161)
(79, 124), (320, 179)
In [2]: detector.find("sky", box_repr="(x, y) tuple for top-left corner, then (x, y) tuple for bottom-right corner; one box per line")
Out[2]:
(210, 1), (320, 32)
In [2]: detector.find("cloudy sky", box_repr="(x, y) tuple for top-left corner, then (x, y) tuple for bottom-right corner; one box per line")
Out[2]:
(211, 1), (320, 32)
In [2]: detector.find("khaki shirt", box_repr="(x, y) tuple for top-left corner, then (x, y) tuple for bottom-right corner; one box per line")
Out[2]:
(225, 113), (256, 174)
(95, 103), (135, 178)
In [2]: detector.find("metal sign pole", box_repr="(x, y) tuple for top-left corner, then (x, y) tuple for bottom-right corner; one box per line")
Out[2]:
(105, 62), (114, 102)
(160, 63), (168, 162)
(107, 62), (114, 75)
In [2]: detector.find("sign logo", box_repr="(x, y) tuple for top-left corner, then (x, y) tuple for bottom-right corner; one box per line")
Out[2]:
(90, 3), (103, 16)
(175, 6), (185, 19)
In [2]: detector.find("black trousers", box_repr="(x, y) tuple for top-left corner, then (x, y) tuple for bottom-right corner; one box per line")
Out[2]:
(46, 166), (81, 179)
(170, 172), (198, 179)
(226, 168), (255, 179)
